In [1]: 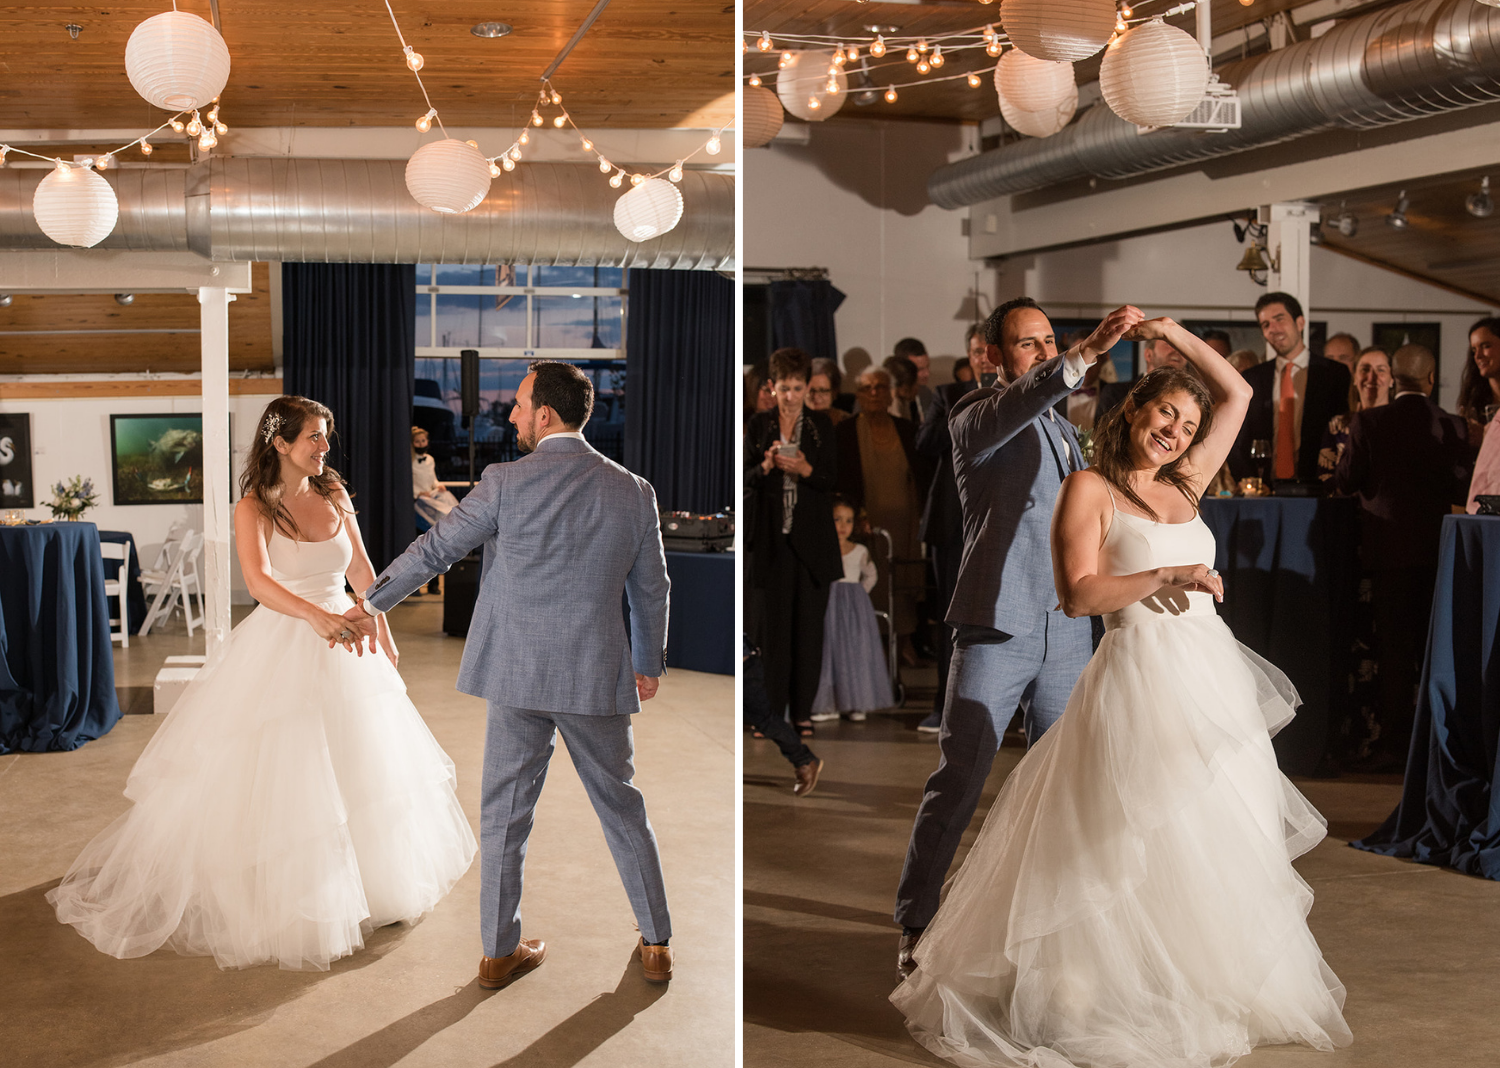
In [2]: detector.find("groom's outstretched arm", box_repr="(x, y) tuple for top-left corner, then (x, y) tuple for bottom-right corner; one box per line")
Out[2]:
(361, 462), (505, 614)
(949, 354), (1080, 463)
(623, 479), (670, 688)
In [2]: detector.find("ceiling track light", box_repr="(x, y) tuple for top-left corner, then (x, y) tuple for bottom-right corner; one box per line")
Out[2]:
(1467, 176), (1494, 219)
(1386, 189), (1410, 229)
(1327, 200), (1358, 238)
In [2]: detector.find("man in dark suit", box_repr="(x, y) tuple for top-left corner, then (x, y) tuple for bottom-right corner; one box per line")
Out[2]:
(912, 324), (991, 733)
(1230, 292), (1351, 481)
(1332, 345), (1474, 771)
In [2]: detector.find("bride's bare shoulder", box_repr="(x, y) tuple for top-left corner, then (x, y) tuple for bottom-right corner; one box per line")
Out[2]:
(1060, 468), (1111, 503)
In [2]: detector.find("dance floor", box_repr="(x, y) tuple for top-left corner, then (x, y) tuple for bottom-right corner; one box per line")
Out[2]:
(744, 695), (1500, 1068)
(1, 595), (734, 1068)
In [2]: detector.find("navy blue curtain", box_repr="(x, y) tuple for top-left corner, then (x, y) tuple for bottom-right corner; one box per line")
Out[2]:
(282, 263), (416, 573)
(624, 269), (733, 514)
(769, 279), (845, 362)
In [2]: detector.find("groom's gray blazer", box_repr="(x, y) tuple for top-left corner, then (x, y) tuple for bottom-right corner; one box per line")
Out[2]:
(364, 436), (669, 716)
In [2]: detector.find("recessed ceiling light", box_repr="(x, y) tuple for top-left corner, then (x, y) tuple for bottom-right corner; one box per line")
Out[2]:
(471, 22), (513, 38)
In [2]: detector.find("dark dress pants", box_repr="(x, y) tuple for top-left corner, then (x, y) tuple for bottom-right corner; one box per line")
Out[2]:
(743, 640), (817, 768)
(755, 535), (831, 726)
(1372, 565), (1438, 761)
(930, 539), (964, 717)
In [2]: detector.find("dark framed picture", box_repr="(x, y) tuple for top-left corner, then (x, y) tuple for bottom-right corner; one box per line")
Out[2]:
(0, 412), (34, 508)
(110, 414), (205, 505)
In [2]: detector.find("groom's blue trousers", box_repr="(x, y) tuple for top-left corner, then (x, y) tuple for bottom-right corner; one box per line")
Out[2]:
(894, 611), (1093, 930)
(480, 703), (671, 957)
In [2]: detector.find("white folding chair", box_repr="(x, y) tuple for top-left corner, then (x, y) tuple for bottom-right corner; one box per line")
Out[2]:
(143, 520), (190, 575)
(139, 531), (202, 636)
(100, 541), (130, 647)
(177, 530), (205, 636)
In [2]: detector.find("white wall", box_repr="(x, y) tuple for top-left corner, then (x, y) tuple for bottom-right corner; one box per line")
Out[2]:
(744, 120), (998, 383)
(0, 388), (275, 601)
(996, 220), (1496, 412)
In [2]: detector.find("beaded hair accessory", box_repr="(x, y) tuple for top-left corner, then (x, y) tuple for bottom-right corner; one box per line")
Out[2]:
(262, 411), (282, 443)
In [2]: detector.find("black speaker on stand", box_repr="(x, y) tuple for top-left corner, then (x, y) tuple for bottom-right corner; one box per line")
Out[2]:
(443, 349), (484, 638)
(460, 347), (479, 487)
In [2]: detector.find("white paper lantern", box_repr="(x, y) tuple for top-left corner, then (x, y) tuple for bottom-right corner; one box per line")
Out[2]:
(994, 50), (1078, 138)
(614, 178), (684, 242)
(1100, 18), (1210, 127)
(776, 51), (847, 122)
(405, 139), (493, 214)
(32, 165), (119, 248)
(1000, 0), (1116, 63)
(743, 85), (785, 148)
(124, 11), (231, 111)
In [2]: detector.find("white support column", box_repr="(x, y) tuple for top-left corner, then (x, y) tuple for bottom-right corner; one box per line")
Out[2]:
(198, 286), (236, 659)
(1264, 200), (1317, 324)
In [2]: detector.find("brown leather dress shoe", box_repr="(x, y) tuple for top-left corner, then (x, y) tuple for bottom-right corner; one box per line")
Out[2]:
(478, 938), (547, 989)
(639, 937), (673, 983)
(793, 758), (823, 798)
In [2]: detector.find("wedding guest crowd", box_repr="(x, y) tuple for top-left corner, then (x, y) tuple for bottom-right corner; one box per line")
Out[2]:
(748, 292), (1489, 782)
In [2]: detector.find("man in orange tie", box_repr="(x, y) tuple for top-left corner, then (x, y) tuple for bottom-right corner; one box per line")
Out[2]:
(1229, 293), (1352, 482)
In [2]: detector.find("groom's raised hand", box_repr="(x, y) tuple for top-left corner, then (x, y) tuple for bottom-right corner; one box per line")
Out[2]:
(341, 605), (379, 654)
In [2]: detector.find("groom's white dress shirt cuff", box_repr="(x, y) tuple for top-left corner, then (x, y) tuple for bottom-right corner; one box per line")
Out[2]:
(1061, 349), (1090, 388)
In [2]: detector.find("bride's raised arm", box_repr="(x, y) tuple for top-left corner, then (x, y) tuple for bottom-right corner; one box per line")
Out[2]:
(1127, 318), (1253, 491)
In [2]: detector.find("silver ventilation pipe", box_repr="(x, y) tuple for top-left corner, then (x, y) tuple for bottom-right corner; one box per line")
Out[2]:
(0, 159), (735, 269)
(929, 0), (1500, 209)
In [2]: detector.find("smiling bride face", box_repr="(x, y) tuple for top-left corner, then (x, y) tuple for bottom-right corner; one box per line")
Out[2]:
(1124, 389), (1203, 471)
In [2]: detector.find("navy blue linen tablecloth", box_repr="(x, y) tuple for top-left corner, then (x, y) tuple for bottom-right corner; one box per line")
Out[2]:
(664, 551), (733, 675)
(98, 530), (148, 635)
(0, 523), (122, 753)
(1199, 497), (1359, 776)
(1353, 514), (1500, 878)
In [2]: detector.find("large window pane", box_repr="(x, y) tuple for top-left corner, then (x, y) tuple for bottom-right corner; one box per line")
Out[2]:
(533, 266), (621, 288)
(533, 295), (623, 349)
(414, 291), (433, 348)
(435, 293), (528, 348)
(434, 264), (486, 286)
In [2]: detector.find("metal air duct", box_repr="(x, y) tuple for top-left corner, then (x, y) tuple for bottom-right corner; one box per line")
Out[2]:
(928, 0), (1500, 209)
(0, 159), (735, 269)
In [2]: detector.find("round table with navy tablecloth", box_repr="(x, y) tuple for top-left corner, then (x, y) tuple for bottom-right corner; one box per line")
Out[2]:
(663, 551), (733, 676)
(1199, 496), (1360, 776)
(1353, 514), (1500, 879)
(0, 522), (122, 753)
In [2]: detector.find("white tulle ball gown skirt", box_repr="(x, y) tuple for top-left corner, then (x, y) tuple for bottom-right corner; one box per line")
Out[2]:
(890, 608), (1353, 1068)
(47, 558), (477, 972)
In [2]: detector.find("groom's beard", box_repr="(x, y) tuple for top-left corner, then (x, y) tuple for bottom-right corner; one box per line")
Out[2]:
(516, 415), (538, 453)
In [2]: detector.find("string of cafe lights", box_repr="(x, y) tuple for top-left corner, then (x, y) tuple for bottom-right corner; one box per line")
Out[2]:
(384, 0), (727, 192)
(0, 101), (228, 173)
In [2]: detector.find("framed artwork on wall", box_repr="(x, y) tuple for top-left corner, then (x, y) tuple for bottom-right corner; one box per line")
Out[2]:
(110, 414), (205, 505)
(0, 412), (34, 508)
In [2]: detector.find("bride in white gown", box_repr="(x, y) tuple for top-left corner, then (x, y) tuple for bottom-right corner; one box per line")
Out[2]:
(48, 396), (476, 971)
(891, 318), (1351, 1067)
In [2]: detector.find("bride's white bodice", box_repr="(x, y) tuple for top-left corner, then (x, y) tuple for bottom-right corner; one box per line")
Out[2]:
(1099, 499), (1218, 631)
(267, 524), (352, 603)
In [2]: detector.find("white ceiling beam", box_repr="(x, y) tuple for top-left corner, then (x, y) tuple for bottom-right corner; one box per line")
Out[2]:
(967, 119), (1500, 259)
(0, 251), (251, 293)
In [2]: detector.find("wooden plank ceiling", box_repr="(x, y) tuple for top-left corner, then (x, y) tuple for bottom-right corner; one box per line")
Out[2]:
(0, 0), (735, 130)
(744, 0), (1360, 124)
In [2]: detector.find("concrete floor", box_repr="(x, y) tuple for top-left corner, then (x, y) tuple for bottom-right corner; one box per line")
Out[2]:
(744, 691), (1500, 1068)
(1, 594), (735, 1068)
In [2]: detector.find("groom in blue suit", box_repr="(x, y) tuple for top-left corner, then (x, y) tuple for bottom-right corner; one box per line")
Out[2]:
(344, 361), (674, 990)
(894, 298), (1142, 978)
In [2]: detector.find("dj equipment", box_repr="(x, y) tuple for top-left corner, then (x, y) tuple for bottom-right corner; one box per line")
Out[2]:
(660, 510), (734, 553)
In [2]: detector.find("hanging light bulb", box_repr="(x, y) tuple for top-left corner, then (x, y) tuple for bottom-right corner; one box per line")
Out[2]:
(1116, 12), (1127, 31)
(748, 72), (761, 87)
(501, 156), (515, 171)
(825, 76), (840, 94)
(215, 118), (228, 134)
(987, 38), (1002, 56)
(630, 172), (645, 186)
(403, 45), (424, 72)
(834, 46), (847, 66)
(931, 44), (944, 67)
(416, 110), (434, 132)
(198, 129), (217, 150)
(207, 105), (220, 123)
(488, 160), (501, 177)
(983, 24), (995, 41)
(706, 134), (722, 155)
(550, 89), (562, 104)
(669, 161), (683, 182)
(917, 37), (928, 53)
(779, 50), (793, 68)
(917, 58), (930, 74)
(510, 146), (522, 161)
(846, 45), (859, 62)
(519, 130), (530, 145)
(185, 112), (202, 136)
(807, 94), (821, 110)
(139, 139), (152, 156)
(742, 37), (749, 53)
(531, 109), (543, 126)
(553, 114), (567, 127)
(906, 46), (919, 62)
(967, 71), (982, 87)
(871, 35), (886, 57)
(170, 118), (185, 132)
(609, 169), (624, 188)
(95, 153), (113, 171)
(465, 139), (479, 148)
(1121, 2), (1133, 15)
(599, 156), (611, 172)
(758, 31), (772, 51)
(885, 86), (898, 102)
(581, 136), (593, 151)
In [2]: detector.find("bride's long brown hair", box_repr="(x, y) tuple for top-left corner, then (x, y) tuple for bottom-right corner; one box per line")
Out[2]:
(1092, 367), (1214, 522)
(239, 395), (353, 540)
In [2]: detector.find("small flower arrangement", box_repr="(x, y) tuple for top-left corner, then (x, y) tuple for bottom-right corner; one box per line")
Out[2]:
(1075, 427), (1096, 466)
(48, 475), (99, 521)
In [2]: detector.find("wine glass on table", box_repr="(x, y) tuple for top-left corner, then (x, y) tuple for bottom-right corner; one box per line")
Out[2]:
(1250, 439), (1271, 486)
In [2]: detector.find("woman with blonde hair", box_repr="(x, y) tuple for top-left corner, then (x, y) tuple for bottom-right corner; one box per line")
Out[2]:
(49, 395), (476, 971)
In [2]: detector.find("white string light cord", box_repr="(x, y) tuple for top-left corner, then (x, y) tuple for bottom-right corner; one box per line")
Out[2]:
(0, 108), (204, 172)
(383, 0), (727, 189)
